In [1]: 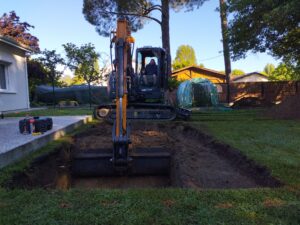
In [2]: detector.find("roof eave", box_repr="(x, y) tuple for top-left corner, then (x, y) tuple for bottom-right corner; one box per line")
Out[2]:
(0, 36), (33, 53)
(172, 65), (225, 76)
(232, 72), (269, 81)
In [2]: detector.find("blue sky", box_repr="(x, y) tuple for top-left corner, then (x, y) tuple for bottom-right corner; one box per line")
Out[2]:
(1, 0), (280, 73)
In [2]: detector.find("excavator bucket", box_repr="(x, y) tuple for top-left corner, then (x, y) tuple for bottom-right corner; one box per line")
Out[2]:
(71, 148), (170, 177)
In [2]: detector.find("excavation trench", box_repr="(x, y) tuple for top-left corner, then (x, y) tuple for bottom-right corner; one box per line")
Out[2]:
(5, 122), (281, 190)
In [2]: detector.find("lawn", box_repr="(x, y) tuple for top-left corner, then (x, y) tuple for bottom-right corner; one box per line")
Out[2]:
(5, 107), (93, 117)
(0, 188), (298, 225)
(191, 110), (300, 186)
(0, 109), (299, 225)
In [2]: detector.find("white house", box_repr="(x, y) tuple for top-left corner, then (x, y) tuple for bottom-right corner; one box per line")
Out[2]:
(0, 36), (31, 112)
(232, 72), (269, 83)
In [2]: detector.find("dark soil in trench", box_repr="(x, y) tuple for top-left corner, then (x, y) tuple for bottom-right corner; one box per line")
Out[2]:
(5, 122), (282, 189)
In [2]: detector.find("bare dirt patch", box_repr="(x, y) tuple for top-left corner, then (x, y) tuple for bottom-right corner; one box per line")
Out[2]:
(4, 121), (281, 189)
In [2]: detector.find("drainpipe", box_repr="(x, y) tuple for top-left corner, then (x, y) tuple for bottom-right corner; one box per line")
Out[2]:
(24, 56), (30, 109)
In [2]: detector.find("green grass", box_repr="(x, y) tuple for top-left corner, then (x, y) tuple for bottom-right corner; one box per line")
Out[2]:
(191, 110), (300, 187)
(0, 188), (299, 225)
(5, 108), (93, 117)
(0, 109), (299, 224)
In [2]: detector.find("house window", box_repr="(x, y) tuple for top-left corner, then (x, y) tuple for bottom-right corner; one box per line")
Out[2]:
(0, 64), (7, 90)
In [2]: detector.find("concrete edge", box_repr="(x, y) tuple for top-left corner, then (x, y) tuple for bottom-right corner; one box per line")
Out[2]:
(0, 115), (93, 169)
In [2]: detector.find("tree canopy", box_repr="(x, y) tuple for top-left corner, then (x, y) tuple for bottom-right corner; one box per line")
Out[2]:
(27, 59), (51, 100)
(227, 0), (300, 70)
(63, 43), (101, 84)
(172, 45), (197, 70)
(71, 75), (86, 85)
(38, 50), (65, 80)
(37, 49), (65, 106)
(269, 63), (300, 81)
(74, 60), (101, 84)
(60, 75), (73, 86)
(82, 0), (206, 36)
(82, 0), (207, 75)
(263, 63), (275, 77)
(231, 69), (245, 76)
(63, 43), (102, 107)
(0, 11), (39, 52)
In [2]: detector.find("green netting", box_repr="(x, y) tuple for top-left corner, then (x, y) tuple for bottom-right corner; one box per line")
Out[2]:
(176, 78), (219, 108)
(35, 85), (109, 104)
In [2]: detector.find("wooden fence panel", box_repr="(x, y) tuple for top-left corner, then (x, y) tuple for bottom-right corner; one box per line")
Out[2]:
(216, 81), (299, 104)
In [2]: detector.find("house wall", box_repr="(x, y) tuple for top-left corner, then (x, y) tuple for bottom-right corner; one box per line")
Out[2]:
(172, 69), (225, 83)
(0, 43), (29, 112)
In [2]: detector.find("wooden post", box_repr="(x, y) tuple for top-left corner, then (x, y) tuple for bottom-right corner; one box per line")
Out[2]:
(161, 0), (171, 77)
(261, 82), (265, 98)
(219, 0), (232, 104)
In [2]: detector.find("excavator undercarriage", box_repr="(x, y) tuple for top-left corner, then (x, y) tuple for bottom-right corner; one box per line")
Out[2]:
(94, 103), (177, 122)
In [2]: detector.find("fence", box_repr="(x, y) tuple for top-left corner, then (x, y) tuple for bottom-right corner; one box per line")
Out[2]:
(35, 85), (109, 105)
(216, 81), (300, 104)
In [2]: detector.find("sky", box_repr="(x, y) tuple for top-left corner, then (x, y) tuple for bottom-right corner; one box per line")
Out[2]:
(0, 0), (280, 74)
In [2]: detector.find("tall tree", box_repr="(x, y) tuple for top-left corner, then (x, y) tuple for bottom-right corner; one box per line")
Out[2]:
(227, 0), (300, 71)
(0, 11), (39, 52)
(63, 43), (102, 108)
(172, 45), (197, 70)
(219, 0), (231, 104)
(82, 0), (207, 76)
(263, 63), (275, 77)
(38, 50), (65, 107)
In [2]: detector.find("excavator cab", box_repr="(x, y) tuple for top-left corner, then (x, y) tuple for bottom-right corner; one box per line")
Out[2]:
(93, 20), (190, 122)
(135, 47), (168, 102)
(97, 45), (176, 121)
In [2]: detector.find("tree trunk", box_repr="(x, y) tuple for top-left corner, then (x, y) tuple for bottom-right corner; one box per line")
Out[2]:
(161, 0), (172, 77)
(51, 71), (56, 108)
(88, 82), (92, 109)
(219, 0), (232, 104)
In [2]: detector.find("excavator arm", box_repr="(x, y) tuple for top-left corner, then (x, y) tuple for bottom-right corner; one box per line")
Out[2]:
(112, 19), (133, 170)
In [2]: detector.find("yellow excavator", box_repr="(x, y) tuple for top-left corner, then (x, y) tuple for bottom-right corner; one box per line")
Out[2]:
(72, 19), (188, 176)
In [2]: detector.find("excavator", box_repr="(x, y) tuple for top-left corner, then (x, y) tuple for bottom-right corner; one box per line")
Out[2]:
(72, 19), (189, 176)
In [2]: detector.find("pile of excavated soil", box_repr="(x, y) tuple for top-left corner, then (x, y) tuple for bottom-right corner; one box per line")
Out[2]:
(232, 97), (274, 108)
(266, 93), (300, 119)
(6, 121), (281, 190)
